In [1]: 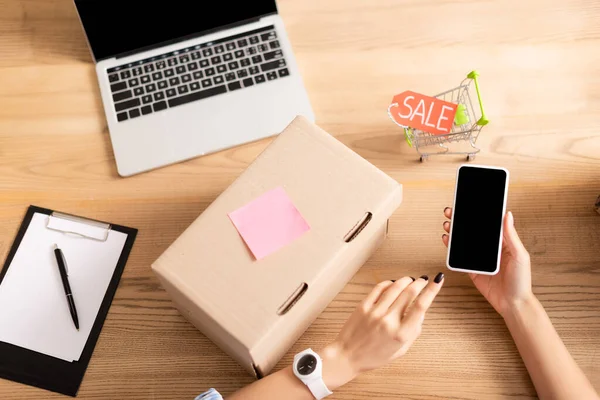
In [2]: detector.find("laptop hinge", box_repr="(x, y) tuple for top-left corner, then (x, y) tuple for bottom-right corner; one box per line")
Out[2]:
(111, 14), (274, 60)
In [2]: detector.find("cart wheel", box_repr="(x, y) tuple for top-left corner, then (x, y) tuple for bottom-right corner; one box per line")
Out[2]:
(420, 155), (428, 163)
(466, 154), (476, 161)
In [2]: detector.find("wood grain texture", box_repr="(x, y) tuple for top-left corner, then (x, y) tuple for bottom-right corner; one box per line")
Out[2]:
(1, 0), (599, 398)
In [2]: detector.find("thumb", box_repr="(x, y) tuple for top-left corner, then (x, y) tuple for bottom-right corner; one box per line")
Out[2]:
(502, 211), (527, 257)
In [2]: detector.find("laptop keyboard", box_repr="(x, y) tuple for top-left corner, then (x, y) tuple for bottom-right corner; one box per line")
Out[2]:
(106, 25), (289, 122)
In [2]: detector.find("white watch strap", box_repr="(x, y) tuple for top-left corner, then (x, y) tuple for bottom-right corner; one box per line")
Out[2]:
(306, 377), (333, 400)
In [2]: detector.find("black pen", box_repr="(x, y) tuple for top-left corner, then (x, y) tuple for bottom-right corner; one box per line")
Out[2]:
(53, 244), (80, 331)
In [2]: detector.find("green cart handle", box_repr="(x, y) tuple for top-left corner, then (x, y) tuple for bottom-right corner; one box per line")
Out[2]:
(466, 70), (489, 126)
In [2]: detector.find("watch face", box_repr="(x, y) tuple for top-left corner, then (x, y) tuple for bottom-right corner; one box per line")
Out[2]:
(297, 354), (317, 376)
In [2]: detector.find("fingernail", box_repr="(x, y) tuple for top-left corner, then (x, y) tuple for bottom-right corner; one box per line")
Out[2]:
(391, 279), (396, 282)
(442, 234), (447, 239)
(410, 276), (416, 281)
(420, 275), (429, 281)
(508, 211), (514, 225)
(444, 207), (450, 212)
(434, 272), (444, 284)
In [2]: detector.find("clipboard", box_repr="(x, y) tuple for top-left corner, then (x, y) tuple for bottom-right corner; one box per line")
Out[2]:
(0, 206), (137, 397)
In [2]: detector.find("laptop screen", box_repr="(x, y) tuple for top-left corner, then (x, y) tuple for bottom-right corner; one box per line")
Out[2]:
(74, 0), (278, 61)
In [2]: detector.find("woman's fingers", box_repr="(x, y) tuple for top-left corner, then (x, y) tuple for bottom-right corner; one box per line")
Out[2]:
(444, 207), (452, 219)
(373, 277), (414, 312)
(442, 207), (452, 247)
(443, 221), (450, 233)
(361, 280), (395, 310)
(389, 277), (429, 317)
(401, 274), (444, 329)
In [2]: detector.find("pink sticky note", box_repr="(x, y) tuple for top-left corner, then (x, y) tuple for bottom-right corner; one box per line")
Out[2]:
(228, 187), (310, 260)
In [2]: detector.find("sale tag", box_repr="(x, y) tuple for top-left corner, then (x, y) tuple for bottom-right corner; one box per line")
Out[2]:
(389, 91), (458, 135)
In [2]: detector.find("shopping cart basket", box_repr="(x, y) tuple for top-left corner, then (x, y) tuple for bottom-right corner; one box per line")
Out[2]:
(388, 71), (488, 162)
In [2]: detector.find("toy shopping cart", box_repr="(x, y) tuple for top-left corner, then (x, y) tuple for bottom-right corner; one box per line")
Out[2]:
(388, 71), (488, 162)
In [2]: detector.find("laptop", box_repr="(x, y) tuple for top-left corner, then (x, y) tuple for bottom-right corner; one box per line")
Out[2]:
(74, 1), (314, 177)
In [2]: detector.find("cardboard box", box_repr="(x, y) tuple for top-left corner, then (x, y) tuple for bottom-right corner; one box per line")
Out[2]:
(152, 116), (402, 377)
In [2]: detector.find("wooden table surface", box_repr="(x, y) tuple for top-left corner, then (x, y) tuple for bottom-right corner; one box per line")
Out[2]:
(1, 0), (599, 399)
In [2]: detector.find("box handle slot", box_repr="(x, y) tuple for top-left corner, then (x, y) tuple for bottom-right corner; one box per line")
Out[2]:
(344, 212), (372, 243)
(277, 282), (308, 316)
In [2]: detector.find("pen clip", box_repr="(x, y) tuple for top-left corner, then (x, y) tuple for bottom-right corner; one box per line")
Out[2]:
(62, 251), (69, 275)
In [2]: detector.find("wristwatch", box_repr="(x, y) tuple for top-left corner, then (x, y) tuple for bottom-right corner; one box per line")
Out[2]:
(293, 348), (333, 399)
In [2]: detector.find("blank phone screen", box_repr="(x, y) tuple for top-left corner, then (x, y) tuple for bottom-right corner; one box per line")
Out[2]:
(449, 166), (508, 273)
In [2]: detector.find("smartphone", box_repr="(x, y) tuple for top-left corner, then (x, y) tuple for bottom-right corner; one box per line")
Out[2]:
(447, 165), (509, 275)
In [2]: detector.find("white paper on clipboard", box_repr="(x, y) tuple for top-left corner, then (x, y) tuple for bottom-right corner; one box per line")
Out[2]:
(0, 212), (127, 362)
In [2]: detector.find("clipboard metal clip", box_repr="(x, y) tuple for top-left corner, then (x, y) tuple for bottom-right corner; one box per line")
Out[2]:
(46, 212), (112, 242)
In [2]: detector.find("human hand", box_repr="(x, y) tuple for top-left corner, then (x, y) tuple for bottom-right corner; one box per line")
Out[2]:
(320, 275), (444, 389)
(441, 207), (534, 317)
